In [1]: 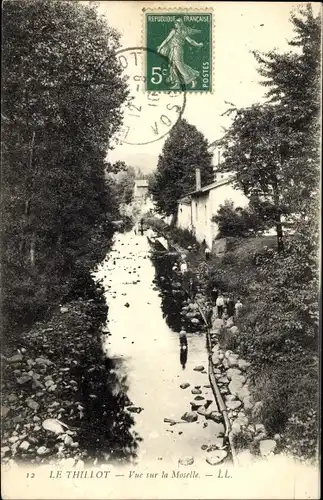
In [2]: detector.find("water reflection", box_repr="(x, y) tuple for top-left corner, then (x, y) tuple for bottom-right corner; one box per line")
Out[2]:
(180, 345), (188, 369)
(73, 350), (141, 463)
(151, 252), (199, 334)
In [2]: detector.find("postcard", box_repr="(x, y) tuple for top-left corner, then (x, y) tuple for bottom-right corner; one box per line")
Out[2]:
(1, 1), (321, 499)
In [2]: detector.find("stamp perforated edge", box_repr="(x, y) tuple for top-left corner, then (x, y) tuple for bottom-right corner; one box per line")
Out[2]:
(141, 6), (215, 94)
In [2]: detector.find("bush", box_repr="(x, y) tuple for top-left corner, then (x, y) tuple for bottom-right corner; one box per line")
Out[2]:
(212, 200), (268, 239)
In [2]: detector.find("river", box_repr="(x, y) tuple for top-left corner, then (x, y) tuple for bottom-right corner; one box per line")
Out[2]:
(95, 231), (227, 470)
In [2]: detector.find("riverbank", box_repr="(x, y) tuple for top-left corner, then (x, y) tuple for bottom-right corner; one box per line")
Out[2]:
(1, 256), (139, 467)
(145, 218), (318, 464)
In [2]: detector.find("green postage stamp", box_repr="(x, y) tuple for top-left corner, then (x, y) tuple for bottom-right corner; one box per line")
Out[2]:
(145, 12), (212, 92)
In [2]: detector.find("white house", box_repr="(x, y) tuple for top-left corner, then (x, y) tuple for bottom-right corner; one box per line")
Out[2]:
(134, 179), (148, 201)
(177, 169), (249, 249)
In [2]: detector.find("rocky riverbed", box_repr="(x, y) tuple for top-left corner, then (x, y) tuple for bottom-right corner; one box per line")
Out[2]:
(1, 231), (233, 470)
(1, 278), (140, 467)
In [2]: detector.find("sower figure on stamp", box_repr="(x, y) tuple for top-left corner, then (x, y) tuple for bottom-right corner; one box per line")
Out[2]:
(157, 18), (203, 89)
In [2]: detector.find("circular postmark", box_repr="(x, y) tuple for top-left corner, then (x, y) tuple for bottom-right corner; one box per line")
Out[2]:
(114, 47), (186, 146)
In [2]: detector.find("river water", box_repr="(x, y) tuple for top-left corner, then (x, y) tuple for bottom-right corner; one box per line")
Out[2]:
(95, 231), (226, 470)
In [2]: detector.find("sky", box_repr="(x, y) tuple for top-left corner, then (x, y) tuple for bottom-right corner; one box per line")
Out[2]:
(85, 1), (320, 173)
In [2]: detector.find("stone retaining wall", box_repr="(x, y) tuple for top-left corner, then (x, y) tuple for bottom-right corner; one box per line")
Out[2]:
(208, 318), (279, 462)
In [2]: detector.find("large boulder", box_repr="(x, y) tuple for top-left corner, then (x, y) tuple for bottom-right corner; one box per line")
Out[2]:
(259, 439), (276, 457)
(179, 456), (194, 466)
(227, 354), (240, 368)
(206, 450), (227, 465)
(181, 411), (198, 423)
(230, 421), (242, 436)
(226, 368), (243, 381)
(206, 411), (222, 423)
(243, 396), (253, 411)
(226, 399), (242, 411)
(235, 386), (250, 401)
(211, 353), (221, 366)
(236, 412), (249, 426)
(216, 374), (228, 383)
(197, 407), (207, 416)
(228, 378), (245, 398)
(238, 359), (251, 372)
(190, 400), (205, 410)
(7, 354), (24, 364)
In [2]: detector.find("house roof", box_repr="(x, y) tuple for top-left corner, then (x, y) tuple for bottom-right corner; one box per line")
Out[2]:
(188, 175), (234, 197)
(135, 179), (148, 187)
(178, 196), (191, 205)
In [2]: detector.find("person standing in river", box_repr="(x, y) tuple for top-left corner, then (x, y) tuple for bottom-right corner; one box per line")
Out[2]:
(180, 342), (188, 369)
(140, 218), (144, 235)
(179, 327), (188, 348)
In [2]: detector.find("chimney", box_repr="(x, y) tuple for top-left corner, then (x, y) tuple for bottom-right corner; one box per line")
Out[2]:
(195, 168), (201, 191)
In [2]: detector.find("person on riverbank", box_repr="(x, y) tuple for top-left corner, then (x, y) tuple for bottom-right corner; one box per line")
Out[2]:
(211, 286), (218, 305)
(205, 301), (213, 328)
(226, 294), (235, 318)
(180, 256), (188, 274)
(216, 293), (225, 319)
(235, 298), (243, 317)
(204, 247), (211, 260)
(188, 277), (197, 299)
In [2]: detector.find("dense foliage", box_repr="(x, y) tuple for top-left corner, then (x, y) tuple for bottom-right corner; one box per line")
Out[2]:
(1, 0), (128, 336)
(212, 200), (268, 239)
(111, 165), (136, 205)
(217, 5), (320, 252)
(211, 4), (320, 461)
(152, 119), (213, 218)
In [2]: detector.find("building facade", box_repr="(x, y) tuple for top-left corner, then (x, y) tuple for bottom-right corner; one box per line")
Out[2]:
(177, 172), (249, 249)
(134, 179), (148, 201)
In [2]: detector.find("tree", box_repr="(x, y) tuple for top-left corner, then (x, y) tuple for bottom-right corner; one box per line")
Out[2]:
(212, 200), (267, 239)
(112, 166), (136, 205)
(215, 5), (320, 458)
(218, 5), (320, 252)
(1, 0), (128, 333)
(152, 119), (213, 218)
(218, 104), (293, 251)
(253, 3), (320, 220)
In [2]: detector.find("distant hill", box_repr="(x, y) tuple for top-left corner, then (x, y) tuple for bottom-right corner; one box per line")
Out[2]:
(121, 153), (157, 175)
